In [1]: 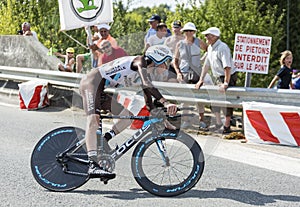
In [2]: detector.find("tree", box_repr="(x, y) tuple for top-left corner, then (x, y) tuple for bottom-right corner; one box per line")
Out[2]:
(0, 0), (20, 34)
(112, 1), (173, 55)
(257, 0), (300, 69)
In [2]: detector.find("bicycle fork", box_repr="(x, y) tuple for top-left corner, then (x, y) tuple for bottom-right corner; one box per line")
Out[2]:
(155, 139), (170, 167)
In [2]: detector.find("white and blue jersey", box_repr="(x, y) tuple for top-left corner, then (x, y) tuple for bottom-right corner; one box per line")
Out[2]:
(98, 56), (141, 87)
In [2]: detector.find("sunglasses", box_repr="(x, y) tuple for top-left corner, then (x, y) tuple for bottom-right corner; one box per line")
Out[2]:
(67, 52), (74, 54)
(184, 30), (195, 32)
(154, 59), (172, 68)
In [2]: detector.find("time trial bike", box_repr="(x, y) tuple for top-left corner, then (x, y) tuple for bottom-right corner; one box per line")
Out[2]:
(30, 107), (205, 197)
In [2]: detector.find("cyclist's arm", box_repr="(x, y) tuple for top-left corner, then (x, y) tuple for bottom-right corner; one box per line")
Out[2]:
(131, 56), (167, 109)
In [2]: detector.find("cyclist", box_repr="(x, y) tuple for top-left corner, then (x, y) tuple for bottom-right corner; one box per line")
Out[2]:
(79, 45), (177, 179)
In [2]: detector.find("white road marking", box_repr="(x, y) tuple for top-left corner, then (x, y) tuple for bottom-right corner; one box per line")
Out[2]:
(207, 139), (300, 177)
(0, 102), (19, 108)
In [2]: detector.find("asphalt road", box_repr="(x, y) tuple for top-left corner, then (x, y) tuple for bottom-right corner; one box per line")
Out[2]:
(1, 103), (300, 207)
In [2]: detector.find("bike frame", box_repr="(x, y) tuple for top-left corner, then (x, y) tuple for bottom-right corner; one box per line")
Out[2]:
(56, 114), (179, 175)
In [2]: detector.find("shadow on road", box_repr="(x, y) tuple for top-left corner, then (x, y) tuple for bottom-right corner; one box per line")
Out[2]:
(70, 187), (300, 205)
(185, 188), (300, 205)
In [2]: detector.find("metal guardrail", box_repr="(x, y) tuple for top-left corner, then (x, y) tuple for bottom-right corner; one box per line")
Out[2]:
(0, 66), (83, 88)
(107, 82), (300, 108)
(1, 65), (300, 108)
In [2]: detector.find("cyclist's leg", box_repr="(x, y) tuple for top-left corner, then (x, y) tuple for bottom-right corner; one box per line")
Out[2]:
(79, 68), (102, 156)
(80, 70), (115, 178)
(104, 95), (134, 135)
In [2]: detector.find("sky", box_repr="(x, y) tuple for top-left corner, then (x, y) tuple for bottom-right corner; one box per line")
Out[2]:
(120, 0), (198, 11)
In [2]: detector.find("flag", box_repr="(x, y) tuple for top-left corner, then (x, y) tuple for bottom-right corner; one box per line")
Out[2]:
(58, 0), (113, 31)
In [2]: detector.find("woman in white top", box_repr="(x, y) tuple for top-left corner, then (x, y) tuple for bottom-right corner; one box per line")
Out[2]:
(174, 22), (207, 82)
(173, 22), (210, 130)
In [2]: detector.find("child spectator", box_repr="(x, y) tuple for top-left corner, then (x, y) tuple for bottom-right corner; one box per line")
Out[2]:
(55, 47), (75, 72)
(76, 25), (101, 73)
(268, 50), (293, 89)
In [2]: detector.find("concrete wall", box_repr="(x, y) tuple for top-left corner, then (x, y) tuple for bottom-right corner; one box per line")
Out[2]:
(0, 35), (62, 70)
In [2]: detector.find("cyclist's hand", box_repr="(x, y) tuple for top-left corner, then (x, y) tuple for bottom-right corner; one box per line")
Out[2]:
(164, 102), (177, 115)
(164, 119), (177, 130)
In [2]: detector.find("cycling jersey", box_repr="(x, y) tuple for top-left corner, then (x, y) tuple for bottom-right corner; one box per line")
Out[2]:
(98, 56), (140, 87)
(91, 56), (163, 112)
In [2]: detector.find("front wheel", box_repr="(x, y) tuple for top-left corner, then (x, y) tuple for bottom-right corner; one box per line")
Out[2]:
(31, 127), (89, 192)
(131, 130), (205, 197)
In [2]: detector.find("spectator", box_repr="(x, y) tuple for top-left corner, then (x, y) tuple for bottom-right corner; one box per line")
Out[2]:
(55, 47), (75, 72)
(196, 27), (237, 134)
(173, 22), (209, 130)
(164, 20), (185, 81)
(92, 24), (118, 67)
(292, 69), (300, 89)
(144, 14), (161, 45)
(164, 21), (185, 55)
(19, 22), (38, 41)
(98, 40), (128, 65)
(144, 23), (168, 53)
(76, 25), (101, 73)
(268, 50), (293, 89)
(90, 25), (101, 43)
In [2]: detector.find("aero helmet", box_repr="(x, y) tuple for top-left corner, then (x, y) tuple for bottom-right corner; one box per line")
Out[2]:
(145, 45), (172, 65)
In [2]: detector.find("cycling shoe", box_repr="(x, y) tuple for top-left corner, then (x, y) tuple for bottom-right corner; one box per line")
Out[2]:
(88, 161), (116, 179)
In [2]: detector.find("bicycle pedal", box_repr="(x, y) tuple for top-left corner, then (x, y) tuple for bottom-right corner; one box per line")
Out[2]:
(100, 177), (110, 184)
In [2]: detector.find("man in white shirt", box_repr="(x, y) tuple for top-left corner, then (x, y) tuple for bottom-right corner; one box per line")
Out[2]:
(196, 27), (237, 134)
(21, 22), (38, 41)
(144, 14), (161, 45)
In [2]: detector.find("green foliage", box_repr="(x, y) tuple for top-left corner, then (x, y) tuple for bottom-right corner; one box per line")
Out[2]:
(289, 1), (300, 68)
(111, 1), (145, 55)
(0, 0), (296, 88)
(112, 2), (173, 55)
(0, 0), (19, 34)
